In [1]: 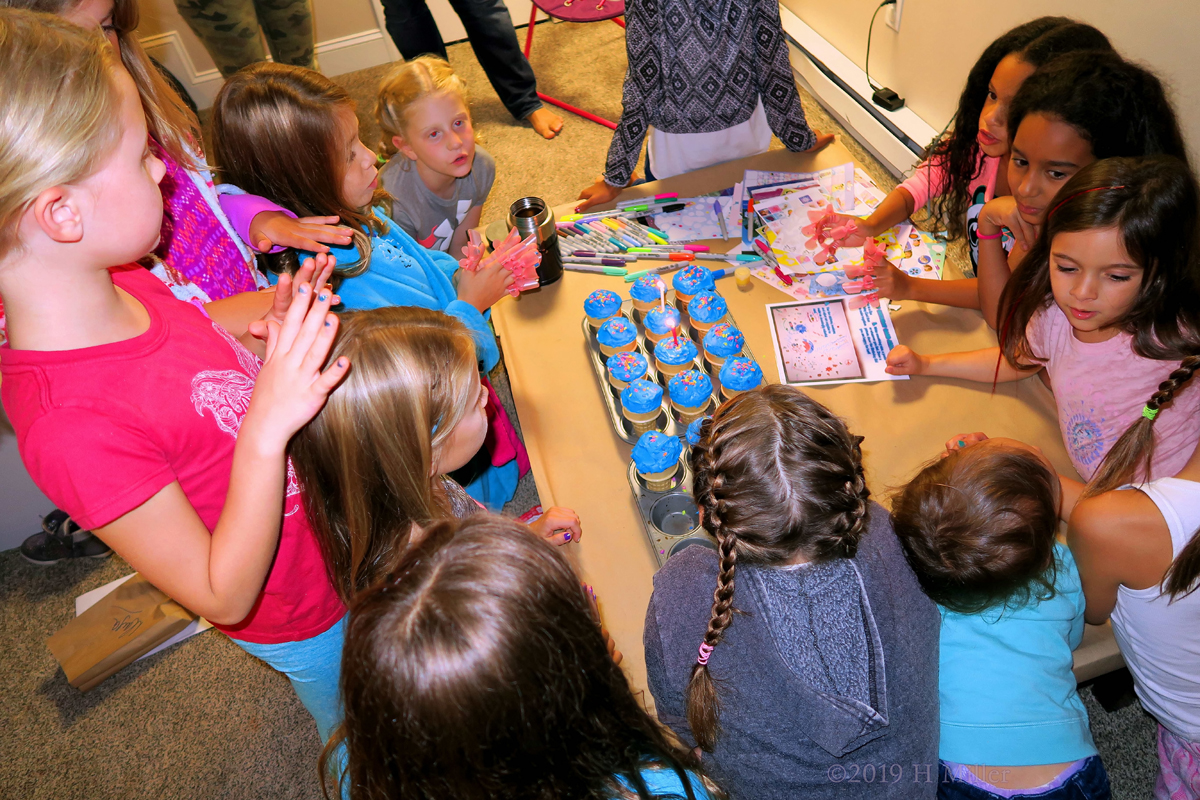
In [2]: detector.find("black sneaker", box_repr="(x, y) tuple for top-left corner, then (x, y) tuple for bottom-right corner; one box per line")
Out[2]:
(20, 510), (111, 565)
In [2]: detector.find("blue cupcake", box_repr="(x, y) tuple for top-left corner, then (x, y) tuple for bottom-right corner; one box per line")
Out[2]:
(669, 370), (714, 423)
(687, 291), (727, 333)
(718, 357), (764, 398)
(672, 265), (715, 303)
(643, 306), (681, 344)
(606, 351), (648, 390)
(584, 289), (622, 326)
(653, 336), (699, 376)
(685, 415), (711, 447)
(596, 316), (638, 356)
(631, 430), (683, 490)
(620, 378), (664, 434)
(630, 275), (667, 311)
(702, 323), (745, 369)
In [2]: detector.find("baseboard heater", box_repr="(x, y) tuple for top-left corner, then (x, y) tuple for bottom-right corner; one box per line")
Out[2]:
(779, 6), (939, 179)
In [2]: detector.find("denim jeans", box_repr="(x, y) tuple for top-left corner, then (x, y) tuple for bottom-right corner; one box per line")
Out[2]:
(938, 757), (1111, 800)
(379, 0), (542, 120)
(231, 615), (346, 743)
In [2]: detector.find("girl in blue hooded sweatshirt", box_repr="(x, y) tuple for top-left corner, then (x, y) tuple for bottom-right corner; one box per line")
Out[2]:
(209, 62), (525, 508)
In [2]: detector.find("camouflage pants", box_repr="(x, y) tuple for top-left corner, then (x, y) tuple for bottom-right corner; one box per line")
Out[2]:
(173, 0), (317, 78)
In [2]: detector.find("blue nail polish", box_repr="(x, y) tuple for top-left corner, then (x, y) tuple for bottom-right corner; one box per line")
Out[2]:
(564, 532), (571, 542)
(324, 320), (332, 327)
(298, 285), (307, 294)
(318, 293), (328, 302)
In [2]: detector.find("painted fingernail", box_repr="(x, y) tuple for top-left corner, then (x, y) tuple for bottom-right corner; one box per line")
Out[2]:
(318, 293), (328, 302)
(564, 532), (571, 542)
(337, 357), (348, 367)
(298, 285), (307, 294)
(957, 440), (966, 447)
(324, 320), (332, 327)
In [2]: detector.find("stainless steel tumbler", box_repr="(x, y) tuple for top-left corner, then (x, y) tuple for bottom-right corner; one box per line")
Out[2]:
(507, 196), (563, 286)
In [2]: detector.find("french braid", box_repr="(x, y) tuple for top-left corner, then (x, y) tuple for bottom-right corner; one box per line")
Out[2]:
(681, 386), (871, 751)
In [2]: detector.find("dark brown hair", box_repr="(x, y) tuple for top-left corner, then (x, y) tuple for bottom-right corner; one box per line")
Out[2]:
(321, 516), (713, 800)
(919, 17), (1110, 241)
(998, 156), (1200, 371)
(2, 0), (202, 170)
(291, 307), (481, 606)
(891, 444), (1059, 614)
(1083, 356), (1200, 600)
(209, 62), (389, 277)
(685, 385), (870, 751)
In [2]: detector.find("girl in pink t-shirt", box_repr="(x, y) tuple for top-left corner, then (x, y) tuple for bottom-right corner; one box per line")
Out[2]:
(886, 157), (1200, 483)
(827, 19), (1110, 310)
(0, 14), (350, 740)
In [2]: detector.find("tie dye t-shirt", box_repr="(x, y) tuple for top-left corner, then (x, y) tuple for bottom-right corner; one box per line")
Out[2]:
(1027, 304), (1200, 480)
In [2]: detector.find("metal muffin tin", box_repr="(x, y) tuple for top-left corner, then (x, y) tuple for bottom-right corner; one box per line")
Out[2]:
(582, 295), (755, 446)
(626, 460), (717, 568)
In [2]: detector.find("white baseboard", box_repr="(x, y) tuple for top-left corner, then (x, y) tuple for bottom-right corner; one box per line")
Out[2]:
(779, 7), (938, 179)
(140, 28), (396, 111)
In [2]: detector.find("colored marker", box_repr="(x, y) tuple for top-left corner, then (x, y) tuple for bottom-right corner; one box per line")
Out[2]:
(571, 251), (638, 262)
(562, 264), (628, 276)
(773, 266), (794, 286)
(563, 257), (628, 269)
(654, 192), (678, 201)
(683, 244), (710, 253)
(623, 263), (688, 282)
(735, 254), (763, 262)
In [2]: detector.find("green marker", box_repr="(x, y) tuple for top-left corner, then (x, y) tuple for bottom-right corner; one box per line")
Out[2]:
(622, 204), (651, 213)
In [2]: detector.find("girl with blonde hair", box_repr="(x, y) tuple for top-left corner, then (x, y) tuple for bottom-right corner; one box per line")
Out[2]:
(375, 56), (495, 257)
(292, 306), (580, 606)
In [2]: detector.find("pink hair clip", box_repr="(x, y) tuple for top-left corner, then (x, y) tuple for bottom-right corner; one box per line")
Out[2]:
(697, 642), (714, 666)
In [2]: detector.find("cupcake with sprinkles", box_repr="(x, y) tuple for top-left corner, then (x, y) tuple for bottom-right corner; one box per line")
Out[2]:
(630, 275), (666, 315)
(631, 430), (683, 492)
(668, 369), (713, 424)
(672, 265), (715, 309)
(686, 291), (727, 337)
(643, 305), (680, 345)
(702, 322), (745, 372)
(718, 356), (763, 400)
(620, 378), (664, 436)
(596, 316), (638, 357)
(583, 289), (622, 329)
(653, 335), (699, 378)
(606, 350), (648, 391)
(685, 415), (711, 447)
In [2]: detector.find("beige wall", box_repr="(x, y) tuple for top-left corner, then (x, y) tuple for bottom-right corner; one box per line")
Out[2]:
(781, 0), (1199, 162)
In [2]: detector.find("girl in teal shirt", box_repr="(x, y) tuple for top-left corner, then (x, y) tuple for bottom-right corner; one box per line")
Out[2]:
(892, 437), (1110, 800)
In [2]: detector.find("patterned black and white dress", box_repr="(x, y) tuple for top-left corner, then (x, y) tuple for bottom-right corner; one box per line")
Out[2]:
(603, 0), (817, 187)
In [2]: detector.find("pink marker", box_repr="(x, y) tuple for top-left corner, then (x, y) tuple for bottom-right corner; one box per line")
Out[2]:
(683, 244), (710, 253)
(654, 193), (678, 201)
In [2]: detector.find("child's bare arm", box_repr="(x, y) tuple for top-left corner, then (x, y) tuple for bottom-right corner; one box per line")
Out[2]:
(448, 205), (484, 262)
(885, 345), (1040, 383)
(96, 279), (349, 624)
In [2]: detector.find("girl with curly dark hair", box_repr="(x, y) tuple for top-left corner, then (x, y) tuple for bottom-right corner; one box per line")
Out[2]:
(643, 385), (939, 799)
(833, 18), (1110, 311)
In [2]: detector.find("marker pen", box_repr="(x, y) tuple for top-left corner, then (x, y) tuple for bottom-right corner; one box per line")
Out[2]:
(562, 264), (628, 276)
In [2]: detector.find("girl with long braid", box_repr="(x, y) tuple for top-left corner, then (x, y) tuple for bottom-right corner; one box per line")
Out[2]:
(643, 385), (940, 800)
(1070, 358), (1200, 799)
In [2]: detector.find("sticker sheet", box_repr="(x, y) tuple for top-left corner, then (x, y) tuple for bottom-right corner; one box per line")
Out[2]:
(766, 298), (907, 386)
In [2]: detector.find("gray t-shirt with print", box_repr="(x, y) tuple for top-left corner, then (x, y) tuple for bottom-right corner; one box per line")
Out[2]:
(379, 145), (496, 253)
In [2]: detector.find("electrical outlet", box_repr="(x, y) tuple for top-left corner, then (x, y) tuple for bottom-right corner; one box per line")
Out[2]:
(886, 0), (904, 32)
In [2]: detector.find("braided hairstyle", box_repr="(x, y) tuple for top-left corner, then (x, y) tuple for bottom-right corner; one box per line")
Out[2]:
(1084, 357), (1200, 600)
(685, 385), (870, 751)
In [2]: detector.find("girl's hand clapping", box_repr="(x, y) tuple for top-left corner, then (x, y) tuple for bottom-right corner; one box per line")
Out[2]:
(242, 271), (350, 452)
(457, 257), (514, 312)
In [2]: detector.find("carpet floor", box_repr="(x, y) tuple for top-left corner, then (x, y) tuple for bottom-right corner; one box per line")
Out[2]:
(2, 19), (1156, 799)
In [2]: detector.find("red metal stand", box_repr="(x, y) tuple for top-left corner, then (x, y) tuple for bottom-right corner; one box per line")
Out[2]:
(522, 0), (625, 130)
